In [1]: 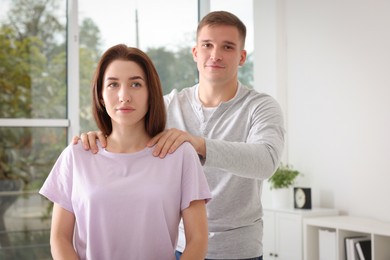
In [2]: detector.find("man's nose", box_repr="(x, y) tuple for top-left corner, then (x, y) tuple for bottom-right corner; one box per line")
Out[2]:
(210, 48), (222, 61)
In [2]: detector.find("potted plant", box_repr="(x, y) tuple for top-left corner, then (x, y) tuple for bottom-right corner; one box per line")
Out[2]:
(268, 164), (300, 190)
(268, 164), (300, 208)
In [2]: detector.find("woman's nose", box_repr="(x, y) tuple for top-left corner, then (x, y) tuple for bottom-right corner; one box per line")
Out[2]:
(119, 86), (131, 103)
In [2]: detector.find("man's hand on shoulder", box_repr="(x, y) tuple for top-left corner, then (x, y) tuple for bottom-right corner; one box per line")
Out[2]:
(147, 128), (205, 159)
(72, 131), (107, 154)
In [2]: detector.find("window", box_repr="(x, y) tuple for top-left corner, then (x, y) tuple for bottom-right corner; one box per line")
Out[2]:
(0, 0), (67, 258)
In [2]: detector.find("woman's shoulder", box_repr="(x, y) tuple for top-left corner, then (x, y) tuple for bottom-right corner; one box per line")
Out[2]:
(175, 142), (196, 154)
(62, 141), (104, 158)
(170, 142), (200, 165)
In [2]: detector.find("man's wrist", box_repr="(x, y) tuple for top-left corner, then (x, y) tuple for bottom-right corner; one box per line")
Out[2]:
(194, 137), (206, 158)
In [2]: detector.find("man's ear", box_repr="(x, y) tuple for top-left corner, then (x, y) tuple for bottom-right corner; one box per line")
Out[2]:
(192, 46), (198, 62)
(239, 49), (247, 66)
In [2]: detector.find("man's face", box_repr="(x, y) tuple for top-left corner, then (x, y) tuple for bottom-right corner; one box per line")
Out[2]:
(192, 25), (246, 85)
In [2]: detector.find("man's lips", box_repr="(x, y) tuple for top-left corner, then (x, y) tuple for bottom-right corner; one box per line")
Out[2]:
(205, 63), (225, 69)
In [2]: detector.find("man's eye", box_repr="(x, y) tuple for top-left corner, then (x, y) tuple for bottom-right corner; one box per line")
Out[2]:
(202, 43), (211, 48)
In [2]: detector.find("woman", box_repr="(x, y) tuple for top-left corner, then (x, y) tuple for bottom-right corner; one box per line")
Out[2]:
(40, 44), (211, 260)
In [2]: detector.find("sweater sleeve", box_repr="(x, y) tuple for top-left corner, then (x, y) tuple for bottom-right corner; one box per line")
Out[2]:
(204, 96), (285, 180)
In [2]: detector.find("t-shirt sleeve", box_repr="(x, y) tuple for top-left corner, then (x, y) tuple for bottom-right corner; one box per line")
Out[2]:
(39, 144), (75, 213)
(180, 143), (212, 211)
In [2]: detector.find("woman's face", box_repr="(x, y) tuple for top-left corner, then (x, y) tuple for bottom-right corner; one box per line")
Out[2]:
(102, 59), (149, 130)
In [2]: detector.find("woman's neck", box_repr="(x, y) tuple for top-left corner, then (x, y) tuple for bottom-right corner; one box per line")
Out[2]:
(106, 127), (151, 154)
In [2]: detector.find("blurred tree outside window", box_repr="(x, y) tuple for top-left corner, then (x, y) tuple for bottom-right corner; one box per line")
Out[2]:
(0, 0), (66, 258)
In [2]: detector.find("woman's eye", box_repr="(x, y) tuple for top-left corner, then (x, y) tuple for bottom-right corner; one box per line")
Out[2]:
(131, 82), (142, 88)
(107, 82), (118, 88)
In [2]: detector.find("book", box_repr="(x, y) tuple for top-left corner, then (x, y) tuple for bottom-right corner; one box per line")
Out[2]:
(355, 239), (371, 260)
(345, 236), (370, 260)
(319, 229), (337, 260)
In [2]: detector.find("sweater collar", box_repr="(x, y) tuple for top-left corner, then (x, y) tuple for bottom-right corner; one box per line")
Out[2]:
(193, 82), (244, 109)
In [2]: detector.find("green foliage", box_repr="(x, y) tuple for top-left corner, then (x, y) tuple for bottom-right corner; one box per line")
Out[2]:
(146, 47), (198, 94)
(238, 52), (254, 88)
(268, 164), (300, 190)
(78, 18), (103, 133)
(0, 0), (67, 189)
(0, 128), (33, 183)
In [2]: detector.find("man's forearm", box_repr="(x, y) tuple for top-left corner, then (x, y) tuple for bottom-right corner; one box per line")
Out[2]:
(204, 139), (283, 180)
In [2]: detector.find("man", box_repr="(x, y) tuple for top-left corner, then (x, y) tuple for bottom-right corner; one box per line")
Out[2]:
(77, 11), (284, 260)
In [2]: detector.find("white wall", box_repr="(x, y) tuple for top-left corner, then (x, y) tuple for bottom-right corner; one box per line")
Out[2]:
(254, 0), (390, 222)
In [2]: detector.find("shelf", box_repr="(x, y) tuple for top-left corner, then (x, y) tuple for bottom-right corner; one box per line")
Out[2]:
(263, 207), (338, 260)
(304, 216), (390, 260)
(264, 207), (339, 216)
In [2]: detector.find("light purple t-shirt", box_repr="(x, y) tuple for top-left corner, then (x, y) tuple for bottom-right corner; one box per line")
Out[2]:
(39, 141), (211, 260)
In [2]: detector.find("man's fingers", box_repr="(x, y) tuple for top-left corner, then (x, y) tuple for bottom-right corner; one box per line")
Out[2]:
(72, 136), (80, 145)
(97, 132), (107, 147)
(87, 132), (99, 153)
(162, 131), (181, 156)
(152, 131), (173, 158)
(149, 128), (191, 158)
(147, 131), (165, 147)
(156, 129), (188, 158)
(168, 135), (188, 154)
(80, 133), (91, 150)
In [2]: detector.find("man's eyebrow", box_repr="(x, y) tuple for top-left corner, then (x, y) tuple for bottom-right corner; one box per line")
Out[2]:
(199, 39), (237, 46)
(200, 39), (211, 43)
(223, 40), (237, 46)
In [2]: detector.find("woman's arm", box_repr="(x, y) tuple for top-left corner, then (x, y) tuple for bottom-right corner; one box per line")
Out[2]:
(180, 200), (208, 260)
(50, 203), (79, 260)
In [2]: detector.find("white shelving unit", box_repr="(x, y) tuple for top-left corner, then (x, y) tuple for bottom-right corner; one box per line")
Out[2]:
(304, 216), (390, 260)
(263, 207), (338, 260)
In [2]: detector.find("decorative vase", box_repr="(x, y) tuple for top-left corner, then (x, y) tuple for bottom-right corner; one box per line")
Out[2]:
(271, 188), (291, 208)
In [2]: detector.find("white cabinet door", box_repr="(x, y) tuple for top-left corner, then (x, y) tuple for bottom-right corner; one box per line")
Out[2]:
(275, 213), (302, 260)
(263, 211), (301, 260)
(263, 211), (276, 259)
(263, 208), (338, 260)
